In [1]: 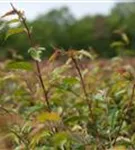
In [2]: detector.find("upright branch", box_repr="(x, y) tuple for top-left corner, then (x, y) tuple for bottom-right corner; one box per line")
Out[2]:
(70, 53), (102, 148)
(10, 3), (51, 112)
(71, 57), (94, 121)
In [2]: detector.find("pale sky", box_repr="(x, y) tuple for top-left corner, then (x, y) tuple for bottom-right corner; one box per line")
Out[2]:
(0, 1), (117, 21)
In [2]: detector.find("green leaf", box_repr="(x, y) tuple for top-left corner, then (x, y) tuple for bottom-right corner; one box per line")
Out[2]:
(64, 115), (87, 124)
(56, 77), (79, 91)
(6, 61), (33, 71)
(122, 33), (129, 45)
(30, 130), (50, 149)
(36, 112), (61, 123)
(5, 27), (24, 40)
(52, 132), (70, 147)
(110, 41), (125, 48)
(93, 93), (104, 101)
(78, 49), (94, 60)
(7, 19), (20, 24)
(109, 108), (119, 130)
(25, 104), (45, 118)
(63, 77), (79, 85)
(28, 47), (45, 62)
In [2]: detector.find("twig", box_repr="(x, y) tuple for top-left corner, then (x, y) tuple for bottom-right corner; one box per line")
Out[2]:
(71, 57), (94, 120)
(71, 56), (103, 148)
(10, 3), (51, 112)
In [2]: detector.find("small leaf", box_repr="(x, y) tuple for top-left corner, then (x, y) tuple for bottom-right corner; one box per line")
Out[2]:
(110, 41), (125, 48)
(6, 61), (33, 71)
(37, 112), (61, 123)
(26, 104), (44, 117)
(52, 132), (69, 147)
(93, 93), (104, 101)
(122, 33), (129, 45)
(63, 77), (79, 85)
(5, 27), (24, 40)
(78, 50), (94, 60)
(64, 115), (87, 124)
(7, 19), (20, 24)
(30, 130), (50, 149)
(28, 47), (45, 62)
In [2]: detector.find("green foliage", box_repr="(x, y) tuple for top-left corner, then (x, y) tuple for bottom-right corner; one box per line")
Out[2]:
(1, 3), (135, 150)
(6, 61), (33, 71)
(7, 18), (20, 24)
(5, 27), (24, 40)
(1, 50), (135, 149)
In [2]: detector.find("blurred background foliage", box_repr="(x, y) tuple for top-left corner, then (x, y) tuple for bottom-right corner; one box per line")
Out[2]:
(1, 3), (135, 60)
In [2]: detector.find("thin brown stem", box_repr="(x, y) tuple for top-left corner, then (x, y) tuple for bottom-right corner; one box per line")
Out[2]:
(71, 57), (94, 121)
(36, 61), (51, 111)
(10, 3), (51, 112)
(71, 57), (103, 148)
